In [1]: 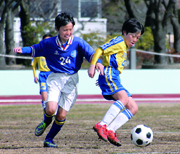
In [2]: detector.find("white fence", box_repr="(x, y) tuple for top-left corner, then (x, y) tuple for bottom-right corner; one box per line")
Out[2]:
(0, 69), (180, 95)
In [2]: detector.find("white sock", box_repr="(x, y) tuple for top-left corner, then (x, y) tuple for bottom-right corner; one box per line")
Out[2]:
(42, 101), (46, 109)
(100, 100), (125, 126)
(107, 109), (133, 132)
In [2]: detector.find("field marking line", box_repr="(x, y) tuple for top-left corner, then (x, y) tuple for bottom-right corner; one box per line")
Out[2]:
(1, 97), (180, 102)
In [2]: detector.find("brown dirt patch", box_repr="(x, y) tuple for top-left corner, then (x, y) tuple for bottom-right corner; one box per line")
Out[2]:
(0, 103), (180, 154)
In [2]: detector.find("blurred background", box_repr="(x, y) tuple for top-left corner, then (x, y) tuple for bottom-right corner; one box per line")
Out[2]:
(0, 0), (180, 69)
(1, 0), (180, 96)
(0, 2), (180, 153)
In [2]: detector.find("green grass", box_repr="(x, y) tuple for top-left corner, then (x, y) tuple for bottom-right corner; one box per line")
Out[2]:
(0, 103), (180, 154)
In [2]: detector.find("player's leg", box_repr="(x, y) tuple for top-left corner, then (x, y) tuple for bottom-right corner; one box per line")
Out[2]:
(101, 90), (129, 125)
(35, 73), (60, 137)
(44, 107), (66, 148)
(94, 90), (128, 139)
(39, 72), (48, 109)
(94, 90), (128, 146)
(94, 67), (129, 145)
(41, 91), (47, 108)
(95, 90), (128, 126)
(43, 72), (78, 148)
(108, 97), (138, 131)
(107, 97), (138, 146)
(35, 101), (57, 137)
(41, 72), (55, 110)
(94, 69), (128, 143)
(41, 92), (47, 101)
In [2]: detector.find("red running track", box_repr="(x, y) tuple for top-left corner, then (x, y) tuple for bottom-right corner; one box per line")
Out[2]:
(0, 94), (180, 105)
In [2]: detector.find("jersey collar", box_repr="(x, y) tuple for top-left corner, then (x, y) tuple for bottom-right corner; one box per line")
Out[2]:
(56, 35), (74, 51)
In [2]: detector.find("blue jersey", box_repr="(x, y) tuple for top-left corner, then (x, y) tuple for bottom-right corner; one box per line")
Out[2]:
(22, 35), (100, 74)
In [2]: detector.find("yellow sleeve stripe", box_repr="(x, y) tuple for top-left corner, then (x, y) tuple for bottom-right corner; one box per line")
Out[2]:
(104, 67), (118, 91)
(91, 48), (103, 65)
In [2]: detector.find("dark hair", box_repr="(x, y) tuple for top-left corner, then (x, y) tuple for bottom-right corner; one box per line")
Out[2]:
(55, 11), (75, 30)
(122, 18), (144, 35)
(42, 33), (53, 40)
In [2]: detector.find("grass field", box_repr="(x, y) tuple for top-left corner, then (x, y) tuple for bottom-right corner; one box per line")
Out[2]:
(0, 103), (180, 154)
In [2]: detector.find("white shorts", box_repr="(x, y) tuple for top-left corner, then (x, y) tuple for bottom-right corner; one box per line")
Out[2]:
(46, 72), (79, 111)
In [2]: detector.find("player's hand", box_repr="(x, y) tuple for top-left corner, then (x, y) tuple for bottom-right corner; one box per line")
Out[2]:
(34, 77), (38, 83)
(13, 47), (22, 53)
(88, 64), (95, 78)
(95, 63), (104, 76)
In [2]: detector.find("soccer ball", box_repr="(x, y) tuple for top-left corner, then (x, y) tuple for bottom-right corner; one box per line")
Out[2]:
(131, 124), (153, 147)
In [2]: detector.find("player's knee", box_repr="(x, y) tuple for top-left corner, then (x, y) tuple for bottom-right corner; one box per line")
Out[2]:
(56, 114), (66, 121)
(133, 104), (138, 115)
(47, 110), (55, 116)
(41, 92), (47, 101)
(121, 96), (129, 106)
(45, 101), (57, 115)
(126, 99), (138, 115)
(130, 102), (138, 115)
(56, 109), (67, 120)
(46, 107), (56, 116)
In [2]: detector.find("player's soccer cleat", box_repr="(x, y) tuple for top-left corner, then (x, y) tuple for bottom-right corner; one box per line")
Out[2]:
(44, 140), (58, 148)
(107, 130), (121, 146)
(35, 121), (47, 136)
(93, 122), (108, 141)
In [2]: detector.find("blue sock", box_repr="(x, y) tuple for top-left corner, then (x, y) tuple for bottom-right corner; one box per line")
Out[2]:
(45, 118), (66, 141)
(43, 109), (53, 126)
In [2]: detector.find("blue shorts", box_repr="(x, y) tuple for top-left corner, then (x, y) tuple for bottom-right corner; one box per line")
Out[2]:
(98, 66), (131, 101)
(39, 71), (52, 94)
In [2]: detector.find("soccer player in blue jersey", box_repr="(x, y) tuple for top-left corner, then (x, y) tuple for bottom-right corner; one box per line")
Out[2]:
(31, 34), (52, 109)
(13, 11), (103, 148)
(88, 18), (144, 146)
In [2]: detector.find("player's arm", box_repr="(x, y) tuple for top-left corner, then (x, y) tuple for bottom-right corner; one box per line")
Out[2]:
(14, 41), (47, 57)
(91, 48), (103, 65)
(32, 66), (38, 83)
(13, 47), (32, 55)
(88, 48), (103, 78)
(31, 58), (38, 83)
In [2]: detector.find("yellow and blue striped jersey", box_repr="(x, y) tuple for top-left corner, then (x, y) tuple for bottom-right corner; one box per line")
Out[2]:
(92, 36), (127, 74)
(31, 57), (50, 72)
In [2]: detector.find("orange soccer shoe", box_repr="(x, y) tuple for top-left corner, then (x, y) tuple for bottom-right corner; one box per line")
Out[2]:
(107, 130), (121, 146)
(93, 122), (108, 141)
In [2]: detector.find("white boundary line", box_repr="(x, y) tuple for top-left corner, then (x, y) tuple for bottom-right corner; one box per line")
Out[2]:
(136, 50), (180, 57)
(1, 50), (180, 60)
(0, 54), (32, 59)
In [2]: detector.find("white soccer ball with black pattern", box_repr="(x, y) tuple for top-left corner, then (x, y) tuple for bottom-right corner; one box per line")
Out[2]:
(131, 124), (153, 147)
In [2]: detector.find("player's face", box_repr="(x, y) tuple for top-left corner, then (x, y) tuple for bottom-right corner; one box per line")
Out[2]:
(58, 22), (74, 44)
(44, 36), (51, 39)
(124, 31), (141, 48)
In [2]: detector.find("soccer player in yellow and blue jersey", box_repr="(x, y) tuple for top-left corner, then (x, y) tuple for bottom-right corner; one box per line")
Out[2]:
(31, 34), (52, 109)
(88, 18), (144, 146)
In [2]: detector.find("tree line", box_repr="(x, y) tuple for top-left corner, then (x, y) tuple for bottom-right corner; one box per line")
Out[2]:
(0, 0), (180, 68)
